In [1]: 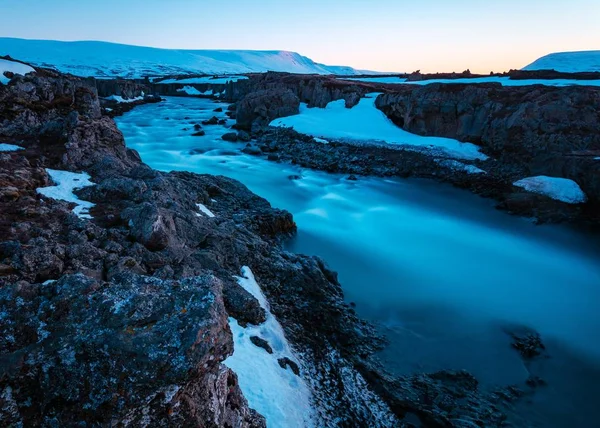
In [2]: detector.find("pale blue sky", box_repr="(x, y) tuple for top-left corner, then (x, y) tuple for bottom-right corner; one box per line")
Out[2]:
(1, 0), (599, 72)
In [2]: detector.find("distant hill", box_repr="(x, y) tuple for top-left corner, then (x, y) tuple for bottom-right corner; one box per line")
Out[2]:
(0, 37), (374, 78)
(523, 51), (600, 73)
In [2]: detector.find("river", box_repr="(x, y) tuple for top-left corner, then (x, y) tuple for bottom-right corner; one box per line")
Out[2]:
(116, 96), (600, 427)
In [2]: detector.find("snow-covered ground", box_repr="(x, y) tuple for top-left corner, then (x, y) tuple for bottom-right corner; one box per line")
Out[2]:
(524, 51), (600, 73)
(513, 176), (587, 204)
(36, 169), (96, 218)
(224, 267), (314, 427)
(0, 38), (367, 78)
(270, 94), (486, 160)
(159, 76), (248, 84)
(341, 76), (600, 87)
(0, 143), (24, 152)
(0, 58), (35, 85)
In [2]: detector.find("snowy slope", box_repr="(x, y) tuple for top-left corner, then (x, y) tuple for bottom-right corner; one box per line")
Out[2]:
(0, 37), (367, 78)
(523, 51), (600, 73)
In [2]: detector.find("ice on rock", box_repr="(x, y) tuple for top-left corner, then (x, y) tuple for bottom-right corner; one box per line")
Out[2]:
(36, 169), (96, 218)
(224, 267), (314, 427)
(0, 143), (24, 152)
(513, 175), (587, 204)
(196, 203), (215, 218)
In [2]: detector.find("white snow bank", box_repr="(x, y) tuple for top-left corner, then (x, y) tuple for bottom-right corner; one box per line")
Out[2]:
(224, 267), (314, 427)
(161, 75), (248, 84)
(436, 159), (486, 174)
(196, 203), (215, 218)
(513, 176), (587, 204)
(0, 143), (24, 152)
(0, 58), (34, 85)
(37, 169), (95, 218)
(176, 86), (201, 95)
(270, 95), (486, 160)
(524, 51), (600, 73)
(105, 93), (144, 103)
(341, 76), (600, 87)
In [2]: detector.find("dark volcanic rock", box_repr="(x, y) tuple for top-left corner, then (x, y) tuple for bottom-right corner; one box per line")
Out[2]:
(235, 88), (300, 132)
(278, 357), (300, 375)
(192, 130), (206, 136)
(0, 273), (264, 427)
(375, 84), (600, 205)
(250, 336), (273, 354)
(222, 132), (238, 142)
(202, 116), (220, 125)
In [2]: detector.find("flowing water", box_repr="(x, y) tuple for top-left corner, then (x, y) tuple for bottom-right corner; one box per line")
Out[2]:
(116, 97), (600, 427)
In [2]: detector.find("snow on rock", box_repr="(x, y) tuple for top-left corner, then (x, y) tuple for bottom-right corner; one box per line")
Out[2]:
(160, 76), (248, 84)
(196, 203), (215, 218)
(513, 176), (587, 204)
(176, 86), (202, 96)
(36, 169), (95, 218)
(0, 38), (368, 78)
(313, 137), (329, 144)
(341, 76), (600, 87)
(224, 267), (314, 427)
(524, 51), (600, 73)
(436, 159), (486, 174)
(0, 143), (24, 152)
(105, 93), (144, 103)
(0, 58), (34, 85)
(270, 94), (486, 160)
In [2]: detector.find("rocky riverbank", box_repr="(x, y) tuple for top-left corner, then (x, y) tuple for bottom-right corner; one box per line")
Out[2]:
(224, 73), (600, 228)
(0, 61), (540, 426)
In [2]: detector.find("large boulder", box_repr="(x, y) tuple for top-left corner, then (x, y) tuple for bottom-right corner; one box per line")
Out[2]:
(0, 273), (265, 427)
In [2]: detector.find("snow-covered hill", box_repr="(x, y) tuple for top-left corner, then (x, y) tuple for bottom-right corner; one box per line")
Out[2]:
(523, 51), (600, 73)
(0, 37), (368, 78)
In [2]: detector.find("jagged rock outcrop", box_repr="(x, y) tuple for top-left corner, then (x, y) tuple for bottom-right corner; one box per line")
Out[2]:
(235, 88), (300, 132)
(375, 84), (600, 203)
(234, 73), (376, 131)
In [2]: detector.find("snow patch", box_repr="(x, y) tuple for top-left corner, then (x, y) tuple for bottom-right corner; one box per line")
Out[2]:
(224, 267), (314, 427)
(176, 86), (202, 96)
(513, 176), (587, 204)
(436, 159), (486, 174)
(313, 137), (329, 144)
(37, 169), (95, 218)
(0, 58), (34, 85)
(0, 143), (24, 152)
(105, 93), (145, 103)
(270, 95), (486, 160)
(196, 203), (215, 218)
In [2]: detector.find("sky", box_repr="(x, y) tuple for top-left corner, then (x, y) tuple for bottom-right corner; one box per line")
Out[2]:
(1, 0), (599, 73)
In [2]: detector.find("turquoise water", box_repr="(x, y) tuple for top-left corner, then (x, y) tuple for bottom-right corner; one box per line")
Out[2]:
(116, 97), (600, 426)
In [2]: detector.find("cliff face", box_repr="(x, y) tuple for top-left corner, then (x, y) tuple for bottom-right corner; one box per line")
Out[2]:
(0, 67), (268, 427)
(375, 84), (600, 202)
(234, 73), (377, 130)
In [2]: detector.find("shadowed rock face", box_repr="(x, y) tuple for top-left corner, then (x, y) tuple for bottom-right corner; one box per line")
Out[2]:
(375, 84), (600, 203)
